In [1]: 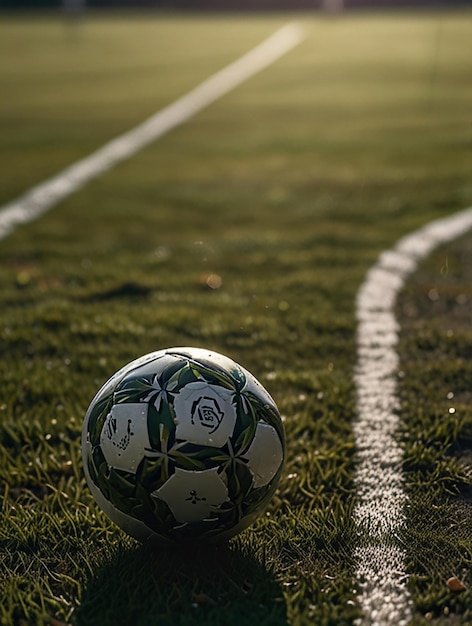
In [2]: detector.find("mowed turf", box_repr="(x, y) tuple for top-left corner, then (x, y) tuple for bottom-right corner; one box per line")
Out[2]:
(0, 10), (471, 626)
(398, 231), (472, 625)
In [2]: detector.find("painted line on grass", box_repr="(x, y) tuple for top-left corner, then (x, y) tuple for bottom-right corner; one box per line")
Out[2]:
(353, 206), (472, 626)
(0, 21), (304, 241)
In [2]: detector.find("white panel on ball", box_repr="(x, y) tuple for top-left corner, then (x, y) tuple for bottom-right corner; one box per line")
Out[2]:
(173, 381), (237, 448)
(100, 403), (149, 473)
(243, 422), (283, 488)
(153, 467), (229, 523)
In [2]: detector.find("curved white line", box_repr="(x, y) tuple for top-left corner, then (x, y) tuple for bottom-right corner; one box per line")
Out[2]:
(0, 22), (304, 241)
(354, 206), (472, 625)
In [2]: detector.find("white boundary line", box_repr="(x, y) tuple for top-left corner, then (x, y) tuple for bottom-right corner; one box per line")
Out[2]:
(0, 22), (304, 241)
(354, 206), (472, 626)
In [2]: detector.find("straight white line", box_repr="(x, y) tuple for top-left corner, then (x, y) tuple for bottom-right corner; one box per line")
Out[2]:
(0, 21), (304, 241)
(354, 206), (472, 626)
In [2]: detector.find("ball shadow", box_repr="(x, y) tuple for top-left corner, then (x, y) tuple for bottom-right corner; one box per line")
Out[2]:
(75, 538), (288, 626)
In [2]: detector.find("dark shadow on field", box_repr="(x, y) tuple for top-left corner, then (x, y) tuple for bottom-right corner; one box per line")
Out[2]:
(75, 540), (287, 626)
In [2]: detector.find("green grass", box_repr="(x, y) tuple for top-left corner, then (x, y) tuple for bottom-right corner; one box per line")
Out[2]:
(0, 10), (472, 626)
(398, 233), (472, 625)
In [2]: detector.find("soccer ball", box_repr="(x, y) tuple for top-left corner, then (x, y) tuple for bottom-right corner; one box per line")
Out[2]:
(82, 347), (285, 543)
